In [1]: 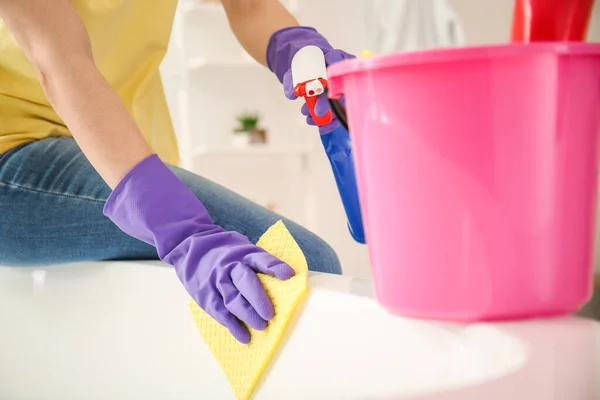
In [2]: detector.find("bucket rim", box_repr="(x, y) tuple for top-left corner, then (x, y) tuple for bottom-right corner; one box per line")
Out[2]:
(327, 42), (600, 78)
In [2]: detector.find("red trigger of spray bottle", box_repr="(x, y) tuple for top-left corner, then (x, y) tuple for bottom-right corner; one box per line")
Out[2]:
(291, 45), (333, 127)
(293, 78), (333, 126)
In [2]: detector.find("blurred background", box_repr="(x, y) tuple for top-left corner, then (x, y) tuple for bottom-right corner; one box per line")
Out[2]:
(159, 0), (600, 290)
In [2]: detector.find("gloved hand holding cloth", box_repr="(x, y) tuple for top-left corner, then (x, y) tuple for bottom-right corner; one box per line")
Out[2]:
(103, 155), (295, 344)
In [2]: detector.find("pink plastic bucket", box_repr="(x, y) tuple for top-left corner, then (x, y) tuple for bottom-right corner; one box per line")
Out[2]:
(327, 43), (600, 320)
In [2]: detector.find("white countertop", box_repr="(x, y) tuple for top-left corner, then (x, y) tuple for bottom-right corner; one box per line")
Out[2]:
(0, 261), (598, 399)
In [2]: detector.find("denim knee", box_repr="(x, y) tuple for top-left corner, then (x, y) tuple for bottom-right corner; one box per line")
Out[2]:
(298, 232), (342, 275)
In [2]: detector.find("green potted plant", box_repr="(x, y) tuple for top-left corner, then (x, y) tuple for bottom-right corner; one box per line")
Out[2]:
(232, 111), (267, 147)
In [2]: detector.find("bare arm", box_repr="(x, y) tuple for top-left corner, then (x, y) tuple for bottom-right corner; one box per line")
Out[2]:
(221, 0), (298, 65)
(0, 0), (152, 188)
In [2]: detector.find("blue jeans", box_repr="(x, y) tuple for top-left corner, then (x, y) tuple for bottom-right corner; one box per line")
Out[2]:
(0, 137), (341, 274)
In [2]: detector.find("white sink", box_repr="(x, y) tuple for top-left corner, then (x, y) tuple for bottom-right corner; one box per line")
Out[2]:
(0, 261), (597, 399)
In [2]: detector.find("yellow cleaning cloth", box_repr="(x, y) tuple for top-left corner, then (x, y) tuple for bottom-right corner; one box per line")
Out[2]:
(188, 220), (309, 400)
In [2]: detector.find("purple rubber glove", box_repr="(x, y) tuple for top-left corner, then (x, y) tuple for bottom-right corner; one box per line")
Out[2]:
(266, 26), (355, 134)
(103, 154), (295, 344)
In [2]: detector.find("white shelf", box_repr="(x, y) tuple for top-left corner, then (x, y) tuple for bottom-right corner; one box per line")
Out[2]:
(192, 145), (312, 156)
(167, 0), (308, 225)
(181, 0), (298, 14)
(187, 57), (259, 70)
(181, 2), (223, 14)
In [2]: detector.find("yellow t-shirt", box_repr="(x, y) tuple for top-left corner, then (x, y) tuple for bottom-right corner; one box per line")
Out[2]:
(0, 0), (180, 165)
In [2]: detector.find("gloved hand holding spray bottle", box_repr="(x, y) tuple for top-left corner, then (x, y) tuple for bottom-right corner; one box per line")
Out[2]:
(267, 27), (366, 244)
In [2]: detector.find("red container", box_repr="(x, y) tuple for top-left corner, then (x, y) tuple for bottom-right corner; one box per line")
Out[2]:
(512, 0), (595, 42)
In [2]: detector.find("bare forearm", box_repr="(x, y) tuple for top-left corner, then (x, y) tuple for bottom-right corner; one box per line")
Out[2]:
(0, 0), (151, 188)
(221, 0), (298, 65)
(41, 58), (152, 188)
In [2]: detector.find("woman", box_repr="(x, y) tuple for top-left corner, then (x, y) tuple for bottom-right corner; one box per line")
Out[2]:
(0, 0), (353, 343)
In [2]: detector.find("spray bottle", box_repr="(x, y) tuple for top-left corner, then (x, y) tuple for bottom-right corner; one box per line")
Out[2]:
(291, 46), (365, 244)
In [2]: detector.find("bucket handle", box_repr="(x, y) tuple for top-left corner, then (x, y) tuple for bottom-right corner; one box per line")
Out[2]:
(325, 87), (349, 131)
